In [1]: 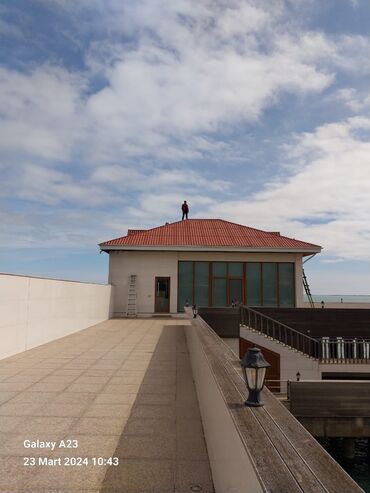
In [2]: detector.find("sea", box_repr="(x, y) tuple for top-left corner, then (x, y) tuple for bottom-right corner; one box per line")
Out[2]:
(303, 295), (370, 489)
(319, 439), (370, 492)
(309, 298), (370, 490)
(304, 294), (370, 304)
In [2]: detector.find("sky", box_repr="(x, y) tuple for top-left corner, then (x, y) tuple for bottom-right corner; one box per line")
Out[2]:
(0, 0), (369, 293)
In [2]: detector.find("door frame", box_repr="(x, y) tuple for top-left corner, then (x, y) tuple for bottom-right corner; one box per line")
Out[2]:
(154, 277), (171, 313)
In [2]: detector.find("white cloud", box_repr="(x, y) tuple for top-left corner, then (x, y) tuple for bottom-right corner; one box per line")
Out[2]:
(202, 116), (370, 261)
(1, 0), (368, 178)
(1, 0), (370, 275)
(0, 66), (85, 161)
(3, 164), (113, 207)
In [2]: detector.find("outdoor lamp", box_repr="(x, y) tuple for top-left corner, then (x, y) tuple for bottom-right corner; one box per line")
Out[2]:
(240, 347), (270, 407)
(192, 304), (198, 318)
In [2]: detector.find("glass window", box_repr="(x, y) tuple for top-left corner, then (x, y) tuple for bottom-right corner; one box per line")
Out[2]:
(212, 278), (227, 306)
(212, 262), (227, 277)
(228, 262), (243, 277)
(229, 279), (243, 304)
(178, 261), (193, 311)
(263, 263), (278, 306)
(194, 262), (209, 306)
(279, 263), (295, 307)
(246, 263), (261, 306)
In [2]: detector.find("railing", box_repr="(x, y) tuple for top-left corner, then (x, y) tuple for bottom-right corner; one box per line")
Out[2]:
(240, 305), (370, 363)
(265, 379), (290, 395)
(320, 337), (370, 363)
(240, 305), (321, 359)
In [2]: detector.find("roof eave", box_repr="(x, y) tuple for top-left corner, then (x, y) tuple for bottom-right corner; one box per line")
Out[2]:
(99, 245), (322, 254)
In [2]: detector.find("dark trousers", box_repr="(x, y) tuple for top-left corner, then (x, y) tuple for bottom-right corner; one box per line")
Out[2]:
(182, 212), (188, 220)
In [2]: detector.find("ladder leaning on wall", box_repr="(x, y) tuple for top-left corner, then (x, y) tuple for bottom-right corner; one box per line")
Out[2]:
(127, 274), (138, 317)
(302, 268), (315, 308)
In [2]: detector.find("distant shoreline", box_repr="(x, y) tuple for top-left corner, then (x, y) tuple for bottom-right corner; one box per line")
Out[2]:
(305, 295), (370, 303)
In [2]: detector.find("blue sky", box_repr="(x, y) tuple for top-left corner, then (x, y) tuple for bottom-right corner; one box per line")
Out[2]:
(0, 0), (369, 293)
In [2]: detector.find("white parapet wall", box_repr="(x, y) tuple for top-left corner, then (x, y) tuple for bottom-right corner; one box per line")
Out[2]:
(0, 273), (113, 360)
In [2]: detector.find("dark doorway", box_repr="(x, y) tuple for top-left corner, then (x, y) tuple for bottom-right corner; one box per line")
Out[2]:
(229, 278), (243, 304)
(155, 277), (170, 313)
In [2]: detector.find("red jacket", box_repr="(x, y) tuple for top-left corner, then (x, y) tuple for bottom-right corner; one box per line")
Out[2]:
(182, 203), (189, 212)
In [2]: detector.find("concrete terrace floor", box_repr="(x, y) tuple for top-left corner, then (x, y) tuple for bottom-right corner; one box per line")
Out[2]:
(0, 319), (214, 493)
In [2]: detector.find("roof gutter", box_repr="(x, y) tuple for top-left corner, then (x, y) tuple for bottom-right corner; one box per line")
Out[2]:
(99, 245), (322, 255)
(303, 253), (318, 264)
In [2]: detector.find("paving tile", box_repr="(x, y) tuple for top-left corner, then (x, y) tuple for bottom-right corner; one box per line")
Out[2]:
(102, 384), (140, 395)
(108, 376), (144, 385)
(0, 457), (37, 490)
(35, 402), (90, 417)
(0, 391), (17, 405)
(0, 321), (212, 493)
(114, 369), (146, 379)
(0, 416), (24, 432)
(101, 458), (174, 493)
(25, 461), (107, 491)
(9, 391), (58, 404)
(134, 392), (175, 407)
(4, 374), (42, 383)
(176, 433), (209, 460)
(131, 404), (175, 419)
(28, 381), (70, 392)
(72, 375), (111, 385)
(38, 375), (77, 384)
(18, 368), (54, 376)
(142, 375), (176, 385)
(72, 417), (128, 435)
(51, 392), (96, 405)
(177, 418), (205, 437)
(115, 434), (176, 459)
(0, 382), (33, 392)
(51, 369), (84, 377)
(93, 393), (137, 405)
(0, 401), (46, 416)
(83, 369), (116, 377)
(16, 417), (75, 435)
(139, 383), (176, 395)
(123, 418), (176, 436)
(175, 460), (214, 493)
(84, 403), (132, 418)
(65, 382), (105, 393)
(176, 404), (201, 419)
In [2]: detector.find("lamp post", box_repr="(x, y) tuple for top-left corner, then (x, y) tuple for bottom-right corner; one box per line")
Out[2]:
(240, 347), (270, 407)
(192, 304), (198, 318)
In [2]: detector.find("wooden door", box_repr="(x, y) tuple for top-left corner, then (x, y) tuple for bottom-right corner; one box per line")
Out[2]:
(155, 277), (170, 313)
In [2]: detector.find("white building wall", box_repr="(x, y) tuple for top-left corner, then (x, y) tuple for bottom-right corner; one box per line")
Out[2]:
(109, 251), (178, 315)
(108, 250), (305, 315)
(0, 274), (112, 360)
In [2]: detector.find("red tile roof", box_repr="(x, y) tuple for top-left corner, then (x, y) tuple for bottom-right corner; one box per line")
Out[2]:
(100, 219), (321, 252)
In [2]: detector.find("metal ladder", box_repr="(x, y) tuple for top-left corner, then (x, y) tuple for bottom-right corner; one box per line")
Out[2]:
(302, 268), (315, 308)
(127, 275), (137, 317)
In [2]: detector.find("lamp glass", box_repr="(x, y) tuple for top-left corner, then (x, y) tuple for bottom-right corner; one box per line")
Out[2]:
(256, 367), (266, 391)
(245, 367), (266, 392)
(245, 368), (257, 390)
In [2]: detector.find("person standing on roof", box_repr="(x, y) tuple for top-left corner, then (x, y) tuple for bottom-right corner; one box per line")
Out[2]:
(181, 200), (189, 220)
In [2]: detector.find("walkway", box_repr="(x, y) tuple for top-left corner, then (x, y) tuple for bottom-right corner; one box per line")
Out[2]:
(0, 319), (213, 493)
